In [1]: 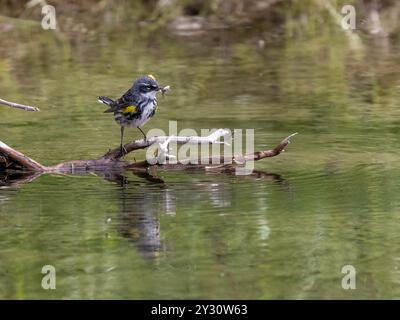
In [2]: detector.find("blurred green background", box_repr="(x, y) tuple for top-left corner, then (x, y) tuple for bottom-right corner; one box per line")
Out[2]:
(1, 0), (400, 299)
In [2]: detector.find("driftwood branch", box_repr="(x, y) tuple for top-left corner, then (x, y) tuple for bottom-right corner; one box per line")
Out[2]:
(102, 129), (231, 161)
(0, 132), (297, 175)
(0, 98), (40, 112)
(244, 132), (297, 161)
(0, 141), (46, 171)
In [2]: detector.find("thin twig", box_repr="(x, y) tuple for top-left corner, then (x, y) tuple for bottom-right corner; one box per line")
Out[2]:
(0, 98), (40, 112)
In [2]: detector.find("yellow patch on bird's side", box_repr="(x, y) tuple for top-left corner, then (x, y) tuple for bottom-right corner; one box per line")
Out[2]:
(121, 105), (137, 113)
(148, 74), (156, 81)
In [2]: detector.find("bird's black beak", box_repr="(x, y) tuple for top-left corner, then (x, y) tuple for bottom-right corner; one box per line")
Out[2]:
(151, 85), (161, 92)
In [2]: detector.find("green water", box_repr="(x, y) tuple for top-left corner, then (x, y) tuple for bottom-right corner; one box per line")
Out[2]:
(1, 13), (400, 299)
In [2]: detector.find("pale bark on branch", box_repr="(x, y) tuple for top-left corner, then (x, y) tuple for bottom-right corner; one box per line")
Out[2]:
(102, 129), (231, 161)
(0, 98), (40, 112)
(0, 132), (297, 174)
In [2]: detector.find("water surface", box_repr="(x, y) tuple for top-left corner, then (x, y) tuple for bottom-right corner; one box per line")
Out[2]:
(1, 16), (400, 299)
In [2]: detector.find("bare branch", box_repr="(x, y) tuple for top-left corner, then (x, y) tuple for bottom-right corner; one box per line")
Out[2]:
(0, 141), (46, 171)
(102, 129), (230, 161)
(0, 132), (297, 175)
(0, 98), (40, 112)
(244, 132), (298, 161)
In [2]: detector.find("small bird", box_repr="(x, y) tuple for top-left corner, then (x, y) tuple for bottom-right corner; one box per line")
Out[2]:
(97, 75), (162, 155)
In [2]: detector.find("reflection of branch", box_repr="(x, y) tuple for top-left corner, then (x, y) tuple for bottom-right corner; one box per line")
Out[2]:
(0, 98), (40, 112)
(108, 168), (287, 261)
(0, 171), (42, 189)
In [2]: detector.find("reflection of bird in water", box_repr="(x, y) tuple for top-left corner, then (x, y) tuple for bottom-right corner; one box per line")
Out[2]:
(119, 206), (161, 260)
(101, 168), (288, 261)
(1, 159), (289, 263)
(105, 172), (164, 261)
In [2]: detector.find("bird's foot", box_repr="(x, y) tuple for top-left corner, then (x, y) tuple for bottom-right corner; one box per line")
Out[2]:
(120, 145), (128, 156)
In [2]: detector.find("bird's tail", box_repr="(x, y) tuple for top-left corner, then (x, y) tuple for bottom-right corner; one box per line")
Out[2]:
(97, 96), (116, 113)
(98, 96), (114, 106)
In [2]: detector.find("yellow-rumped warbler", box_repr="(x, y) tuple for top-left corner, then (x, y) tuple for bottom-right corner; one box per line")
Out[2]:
(97, 75), (162, 154)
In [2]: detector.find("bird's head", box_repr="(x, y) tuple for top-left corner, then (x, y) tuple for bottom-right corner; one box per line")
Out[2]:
(132, 75), (161, 99)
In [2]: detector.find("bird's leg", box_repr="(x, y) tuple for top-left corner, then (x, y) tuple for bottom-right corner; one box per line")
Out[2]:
(138, 127), (147, 142)
(120, 127), (127, 156)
